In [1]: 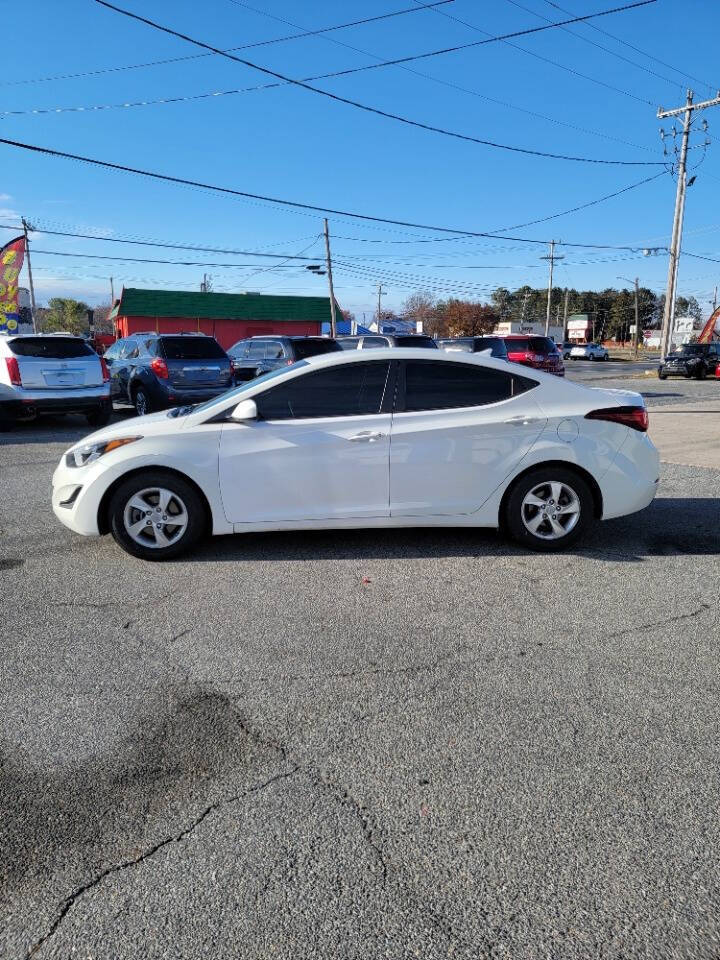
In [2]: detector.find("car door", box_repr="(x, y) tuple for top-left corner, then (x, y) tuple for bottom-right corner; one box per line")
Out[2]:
(389, 359), (547, 517)
(265, 339), (286, 372)
(219, 360), (393, 524)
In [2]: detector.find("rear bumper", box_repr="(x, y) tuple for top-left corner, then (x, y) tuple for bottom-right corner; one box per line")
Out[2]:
(0, 386), (110, 420)
(599, 431), (660, 519)
(145, 382), (232, 408)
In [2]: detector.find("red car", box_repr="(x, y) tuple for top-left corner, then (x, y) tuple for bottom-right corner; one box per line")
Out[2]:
(499, 335), (565, 377)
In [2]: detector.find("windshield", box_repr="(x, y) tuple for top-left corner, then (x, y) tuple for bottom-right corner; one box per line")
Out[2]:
(161, 337), (227, 360)
(673, 345), (705, 356)
(191, 362), (309, 415)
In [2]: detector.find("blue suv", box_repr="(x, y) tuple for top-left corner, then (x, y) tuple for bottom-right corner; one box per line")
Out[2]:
(104, 333), (233, 416)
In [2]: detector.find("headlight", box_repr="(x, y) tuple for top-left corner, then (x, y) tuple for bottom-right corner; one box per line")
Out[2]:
(66, 436), (142, 468)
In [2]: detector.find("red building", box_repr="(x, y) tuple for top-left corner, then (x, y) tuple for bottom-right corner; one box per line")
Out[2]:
(108, 288), (340, 350)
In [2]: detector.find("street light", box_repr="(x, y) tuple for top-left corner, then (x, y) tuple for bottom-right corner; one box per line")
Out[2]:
(618, 276), (640, 359)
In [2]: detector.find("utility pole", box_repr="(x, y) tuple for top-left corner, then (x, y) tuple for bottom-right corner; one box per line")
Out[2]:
(377, 283), (384, 331)
(562, 288), (570, 342)
(110, 276), (115, 305)
(21, 218), (37, 333)
(712, 285), (718, 313)
(323, 218), (337, 338)
(658, 89), (720, 357)
(541, 241), (564, 336)
(632, 278), (640, 359)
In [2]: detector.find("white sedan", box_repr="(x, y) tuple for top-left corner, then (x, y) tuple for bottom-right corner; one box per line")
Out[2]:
(570, 342), (610, 361)
(52, 349), (659, 559)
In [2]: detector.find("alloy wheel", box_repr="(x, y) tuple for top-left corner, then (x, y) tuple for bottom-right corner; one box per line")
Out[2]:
(521, 481), (581, 540)
(123, 486), (189, 549)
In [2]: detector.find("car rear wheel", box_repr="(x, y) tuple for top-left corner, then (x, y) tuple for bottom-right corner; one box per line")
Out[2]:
(504, 468), (593, 552)
(697, 367), (707, 380)
(108, 472), (206, 560)
(133, 386), (152, 417)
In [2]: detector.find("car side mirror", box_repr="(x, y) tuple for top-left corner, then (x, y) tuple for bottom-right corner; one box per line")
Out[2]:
(229, 398), (258, 422)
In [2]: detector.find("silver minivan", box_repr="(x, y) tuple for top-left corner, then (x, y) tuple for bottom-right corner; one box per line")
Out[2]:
(0, 334), (111, 429)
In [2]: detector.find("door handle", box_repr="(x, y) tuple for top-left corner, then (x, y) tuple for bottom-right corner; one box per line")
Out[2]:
(348, 430), (385, 442)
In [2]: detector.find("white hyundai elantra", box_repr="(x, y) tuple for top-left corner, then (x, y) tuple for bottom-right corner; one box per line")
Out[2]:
(52, 348), (659, 560)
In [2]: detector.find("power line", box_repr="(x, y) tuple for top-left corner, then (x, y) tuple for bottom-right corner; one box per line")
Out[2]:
(540, 0), (717, 94)
(0, 11), (649, 155)
(93, 0), (661, 166)
(504, 0), (686, 92)
(411, 0), (656, 107)
(0, 1), (455, 88)
(0, 143), (670, 251)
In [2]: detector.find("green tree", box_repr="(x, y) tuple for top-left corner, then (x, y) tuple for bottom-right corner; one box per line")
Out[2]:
(42, 298), (90, 335)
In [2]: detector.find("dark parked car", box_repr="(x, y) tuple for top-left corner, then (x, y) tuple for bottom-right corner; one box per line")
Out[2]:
(498, 335), (565, 377)
(104, 333), (233, 416)
(337, 334), (438, 350)
(228, 336), (341, 381)
(437, 336), (509, 360)
(658, 342), (720, 380)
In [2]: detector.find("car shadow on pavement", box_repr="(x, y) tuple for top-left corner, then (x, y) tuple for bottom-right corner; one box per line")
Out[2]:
(188, 496), (720, 565)
(0, 411), (135, 446)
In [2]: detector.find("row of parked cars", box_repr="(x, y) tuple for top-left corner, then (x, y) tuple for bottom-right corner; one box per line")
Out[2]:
(3, 328), (646, 429)
(0, 330), (572, 427)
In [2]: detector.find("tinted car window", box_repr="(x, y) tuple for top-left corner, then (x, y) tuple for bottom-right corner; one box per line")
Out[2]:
(266, 342), (285, 360)
(145, 339), (160, 356)
(394, 336), (437, 348)
(336, 338), (359, 351)
(103, 341), (122, 360)
(160, 336), (226, 360)
(256, 361), (390, 420)
(248, 340), (266, 358)
(125, 341), (140, 360)
(474, 337), (507, 357)
(403, 360), (534, 411)
(439, 338), (473, 352)
(361, 337), (389, 349)
(8, 336), (94, 359)
(291, 338), (341, 359)
(504, 337), (557, 354)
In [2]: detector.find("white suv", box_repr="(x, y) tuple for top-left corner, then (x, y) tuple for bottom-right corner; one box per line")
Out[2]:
(570, 342), (609, 361)
(0, 333), (111, 430)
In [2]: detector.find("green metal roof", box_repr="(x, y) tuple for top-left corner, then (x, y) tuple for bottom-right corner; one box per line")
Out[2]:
(116, 287), (339, 322)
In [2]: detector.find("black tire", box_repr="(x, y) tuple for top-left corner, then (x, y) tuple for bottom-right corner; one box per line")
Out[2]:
(132, 386), (152, 417)
(697, 367), (707, 380)
(0, 419), (14, 433)
(504, 467), (594, 553)
(602, 353), (609, 361)
(658, 370), (667, 380)
(86, 402), (112, 429)
(108, 471), (206, 561)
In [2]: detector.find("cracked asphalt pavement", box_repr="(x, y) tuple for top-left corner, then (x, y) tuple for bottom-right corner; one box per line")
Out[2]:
(2, 380), (720, 959)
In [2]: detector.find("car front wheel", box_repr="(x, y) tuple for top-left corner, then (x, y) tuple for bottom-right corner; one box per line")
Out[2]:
(108, 472), (206, 560)
(504, 468), (593, 552)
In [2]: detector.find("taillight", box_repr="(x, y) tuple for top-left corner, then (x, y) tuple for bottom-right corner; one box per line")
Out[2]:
(285, 359), (294, 366)
(5, 356), (21, 386)
(100, 357), (110, 382)
(585, 406), (648, 432)
(150, 357), (169, 379)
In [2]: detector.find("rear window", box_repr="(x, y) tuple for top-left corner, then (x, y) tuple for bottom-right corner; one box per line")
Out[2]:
(160, 337), (226, 360)
(8, 337), (94, 359)
(505, 337), (556, 354)
(290, 338), (341, 359)
(439, 339), (473, 352)
(395, 336), (437, 348)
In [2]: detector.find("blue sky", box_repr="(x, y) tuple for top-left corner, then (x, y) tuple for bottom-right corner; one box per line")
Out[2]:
(2, 0), (719, 320)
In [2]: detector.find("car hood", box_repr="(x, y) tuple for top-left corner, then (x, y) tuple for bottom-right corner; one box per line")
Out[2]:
(67, 410), (178, 450)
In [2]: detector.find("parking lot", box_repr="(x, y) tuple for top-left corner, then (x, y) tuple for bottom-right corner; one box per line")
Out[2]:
(2, 373), (720, 959)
